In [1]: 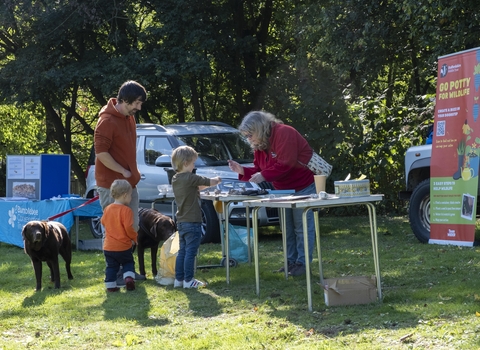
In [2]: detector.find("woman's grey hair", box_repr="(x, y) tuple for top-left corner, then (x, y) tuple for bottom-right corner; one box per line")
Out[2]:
(110, 179), (132, 199)
(171, 145), (198, 172)
(238, 111), (283, 151)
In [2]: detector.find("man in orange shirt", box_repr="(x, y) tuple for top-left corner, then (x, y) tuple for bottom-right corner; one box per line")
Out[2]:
(94, 80), (147, 231)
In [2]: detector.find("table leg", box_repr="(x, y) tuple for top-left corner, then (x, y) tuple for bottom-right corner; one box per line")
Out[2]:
(246, 205), (251, 265)
(75, 216), (79, 251)
(302, 209), (313, 312)
(314, 209), (323, 284)
(252, 207), (260, 296)
(171, 200), (176, 221)
(366, 203), (382, 300)
(224, 201), (230, 285)
(280, 208), (288, 279)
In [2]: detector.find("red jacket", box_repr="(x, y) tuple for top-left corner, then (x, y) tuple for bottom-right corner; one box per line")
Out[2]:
(240, 123), (314, 191)
(94, 98), (140, 189)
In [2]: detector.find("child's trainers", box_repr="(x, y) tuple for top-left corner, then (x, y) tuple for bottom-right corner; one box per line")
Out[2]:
(174, 279), (183, 288)
(183, 279), (205, 289)
(107, 287), (120, 292)
(125, 277), (135, 291)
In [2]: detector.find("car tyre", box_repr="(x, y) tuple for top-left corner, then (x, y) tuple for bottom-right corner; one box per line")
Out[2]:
(201, 200), (220, 244)
(85, 191), (104, 239)
(88, 216), (104, 239)
(409, 179), (430, 243)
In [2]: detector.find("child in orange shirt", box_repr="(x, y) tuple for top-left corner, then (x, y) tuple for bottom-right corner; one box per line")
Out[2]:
(102, 179), (138, 292)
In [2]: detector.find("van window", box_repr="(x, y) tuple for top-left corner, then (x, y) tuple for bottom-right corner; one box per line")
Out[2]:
(144, 137), (173, 166)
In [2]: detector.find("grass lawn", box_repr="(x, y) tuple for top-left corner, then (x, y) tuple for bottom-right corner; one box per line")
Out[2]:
(1, 215), (480, 349)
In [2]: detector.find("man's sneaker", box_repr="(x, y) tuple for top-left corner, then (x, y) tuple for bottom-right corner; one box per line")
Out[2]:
(174, 279), (183, 288)
(125, 277), (135, 291)
(288, 263), (306, 277)
(107, 287), (120, 292)
(183, 279), (206, 289)
(274, 262), (295, 273)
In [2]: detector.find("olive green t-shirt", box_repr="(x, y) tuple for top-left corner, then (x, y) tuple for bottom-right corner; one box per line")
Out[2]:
(172, 172), (211, 223)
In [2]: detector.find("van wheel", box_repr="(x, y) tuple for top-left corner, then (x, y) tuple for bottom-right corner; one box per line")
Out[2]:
(201, 200), (220, 244)
(409, 179), (430, 243)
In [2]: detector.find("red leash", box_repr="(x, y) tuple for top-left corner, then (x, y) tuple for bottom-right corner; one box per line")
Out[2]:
(48, 196), (100, 221)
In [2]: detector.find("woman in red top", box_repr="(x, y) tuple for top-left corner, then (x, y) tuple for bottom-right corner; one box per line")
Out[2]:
(228, 111), (317, 276)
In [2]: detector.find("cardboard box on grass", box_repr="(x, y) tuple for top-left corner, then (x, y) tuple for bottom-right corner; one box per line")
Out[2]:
(322, 276), (377, 306)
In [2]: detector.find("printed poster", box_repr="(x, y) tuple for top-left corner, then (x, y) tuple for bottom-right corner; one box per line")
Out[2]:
(430, 47), (480, 246)
(6, 156), (24, 179)
(24, 156), (40, 179)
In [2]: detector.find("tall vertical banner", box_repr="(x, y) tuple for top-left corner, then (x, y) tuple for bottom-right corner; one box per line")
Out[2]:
(430, 47), (480, 246)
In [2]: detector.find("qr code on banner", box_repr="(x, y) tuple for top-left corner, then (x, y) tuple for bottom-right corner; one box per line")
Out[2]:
(436, 120), (446, 137)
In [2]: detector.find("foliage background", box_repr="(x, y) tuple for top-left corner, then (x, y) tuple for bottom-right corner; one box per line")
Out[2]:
(1, 0), (480, 214)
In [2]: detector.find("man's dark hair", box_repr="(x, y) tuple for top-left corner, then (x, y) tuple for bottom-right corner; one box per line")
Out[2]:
(117, 81), (147, 104)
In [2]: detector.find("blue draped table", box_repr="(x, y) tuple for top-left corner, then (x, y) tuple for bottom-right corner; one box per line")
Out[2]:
(0, 198), (103, 248)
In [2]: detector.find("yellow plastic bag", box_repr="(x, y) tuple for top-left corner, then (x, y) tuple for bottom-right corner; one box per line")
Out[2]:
(213, 200), (223, 213)
(155, 231), (179, 286)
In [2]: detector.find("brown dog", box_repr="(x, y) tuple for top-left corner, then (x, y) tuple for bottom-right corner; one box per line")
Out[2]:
(22, 221), (73, 291)
(137, 208), (176, 277)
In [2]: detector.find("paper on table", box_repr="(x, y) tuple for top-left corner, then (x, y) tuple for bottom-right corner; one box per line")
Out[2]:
(260, 195), (313, 202)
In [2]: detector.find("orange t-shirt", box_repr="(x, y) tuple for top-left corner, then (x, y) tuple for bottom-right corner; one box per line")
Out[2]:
(101, 203), (138, 251)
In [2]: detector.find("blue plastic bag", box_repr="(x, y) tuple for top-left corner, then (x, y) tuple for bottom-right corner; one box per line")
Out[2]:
(228, 224), (253, 263)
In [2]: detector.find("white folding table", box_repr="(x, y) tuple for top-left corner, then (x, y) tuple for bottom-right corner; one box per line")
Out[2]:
(200, 193), (260, 283)
(244, 194), (384, 312)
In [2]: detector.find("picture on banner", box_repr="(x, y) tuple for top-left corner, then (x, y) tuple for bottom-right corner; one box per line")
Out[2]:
(461, 193), (475, 220)
(430, 47), (480, 246)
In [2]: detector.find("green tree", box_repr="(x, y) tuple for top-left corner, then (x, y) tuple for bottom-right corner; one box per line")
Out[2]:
(0, 0), (154, 187)
(4, 0), (478, 212)
(302, 0), (480, 211)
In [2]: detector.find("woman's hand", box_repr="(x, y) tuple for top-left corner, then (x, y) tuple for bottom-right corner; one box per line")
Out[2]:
(228, 160), (244, 175)
(250, 172), (265, 184)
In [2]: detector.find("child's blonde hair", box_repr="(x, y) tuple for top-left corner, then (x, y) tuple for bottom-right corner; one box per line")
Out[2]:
(110, 179), (132, 199)
(171, 145), (198, 172)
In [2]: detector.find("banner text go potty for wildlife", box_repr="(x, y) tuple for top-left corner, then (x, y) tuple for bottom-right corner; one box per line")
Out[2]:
(430, 47), (480, 246)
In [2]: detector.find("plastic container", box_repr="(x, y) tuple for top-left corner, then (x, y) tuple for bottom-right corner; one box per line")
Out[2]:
(334, 179), (370, 197)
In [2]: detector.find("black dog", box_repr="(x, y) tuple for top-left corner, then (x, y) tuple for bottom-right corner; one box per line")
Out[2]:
(137, 208), (176, 277)
(22, 221), (73, 291)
